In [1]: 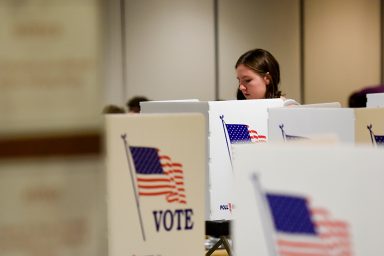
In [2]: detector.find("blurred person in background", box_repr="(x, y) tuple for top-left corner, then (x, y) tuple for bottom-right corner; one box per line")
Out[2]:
(126, 96), (149, 113)
(102, 104), (126, 114)
(348, 85), (384, 108)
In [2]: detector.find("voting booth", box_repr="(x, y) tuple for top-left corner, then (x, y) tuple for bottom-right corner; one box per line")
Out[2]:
(232, 143), (384, 255)
(105, 114), (206, 256)
(141, 99), (285, 220)
(268, 108), (355, 143)
(366, 92), (384, 107)
(268, 107), (384, 146)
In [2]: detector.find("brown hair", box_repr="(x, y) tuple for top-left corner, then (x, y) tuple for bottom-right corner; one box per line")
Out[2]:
(126, 96), (149, 113)
(102, 104), (125, 114)
(235, 48), (282, 98)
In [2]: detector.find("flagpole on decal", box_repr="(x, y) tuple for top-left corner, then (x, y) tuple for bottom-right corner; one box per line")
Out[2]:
(367, 124), (375, 146)
(121, 134), (146, 241)
(249, 173), (278, 256)
(220, 115), (233, 167)
(279, 124), (286, 142)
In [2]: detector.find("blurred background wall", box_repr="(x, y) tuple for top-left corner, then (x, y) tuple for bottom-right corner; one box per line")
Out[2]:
(0, 1), (106, 255)
(1, 0), (381, 135)
(105, 0), (381, 107)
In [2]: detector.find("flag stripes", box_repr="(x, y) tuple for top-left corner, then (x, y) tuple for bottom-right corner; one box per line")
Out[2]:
(249, 129), (267, 142)
(285, 134), (308, 141)
(130, 146), (187, 204)
(279, 124), (309, 142)
(266, 193), (353, 256)
(225, 123), (267, 143)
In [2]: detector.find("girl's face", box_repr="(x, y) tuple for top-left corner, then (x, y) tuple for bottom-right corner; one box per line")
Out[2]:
(236, 64), (270, 100)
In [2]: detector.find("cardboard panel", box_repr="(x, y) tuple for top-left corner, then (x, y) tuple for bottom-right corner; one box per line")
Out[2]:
(233, 143), (384, 255)
(105, 114), (206, 256)
(355, 108), (384, 146)
(207, 99), (283, 220)
(268, 108), (355, 143)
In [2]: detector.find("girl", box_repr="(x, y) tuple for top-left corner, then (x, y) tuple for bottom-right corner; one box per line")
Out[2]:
(235, 48), (299, 106)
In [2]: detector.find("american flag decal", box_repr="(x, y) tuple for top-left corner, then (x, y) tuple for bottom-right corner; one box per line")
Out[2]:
(279, 124), (308, 142)
(130, 146), (187, 204)
(225, 123), (267, 143)
(266, 193), (353, 256)
(220, 115), (267, 144)
(220, 115), (267, 166)
(367, 124), (384, 146)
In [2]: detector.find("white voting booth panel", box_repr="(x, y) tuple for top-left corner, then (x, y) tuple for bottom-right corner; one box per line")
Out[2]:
(141, 99), (285, 220)
(268, 108), (355, 143)
(296, 102), (341, 108)
(268, 107), (384, 146)
(105, 114), (206, 256)
(366, 92), (384, 107)
(232, 143), (384, 255)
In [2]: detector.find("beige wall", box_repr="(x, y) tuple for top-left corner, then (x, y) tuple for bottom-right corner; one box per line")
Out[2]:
(304, 0), (381, 106)
(123, 0), (215, 101)
(0, 0), (103, 135)
(218, 0), (301, 101)
(104, 0), (216, 104)
(103, 0), (124, 104)
(104, 0), (300, 103)
(104, 0), (382, 106)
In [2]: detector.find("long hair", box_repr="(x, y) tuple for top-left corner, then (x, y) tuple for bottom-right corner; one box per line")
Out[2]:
(235, 48), (282, 98)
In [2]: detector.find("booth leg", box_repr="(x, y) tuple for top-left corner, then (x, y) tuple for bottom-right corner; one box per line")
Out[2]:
(205, 236), (232, 256)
